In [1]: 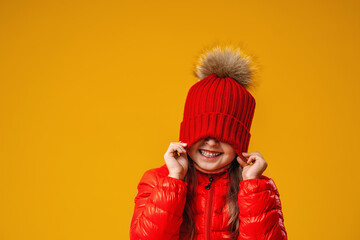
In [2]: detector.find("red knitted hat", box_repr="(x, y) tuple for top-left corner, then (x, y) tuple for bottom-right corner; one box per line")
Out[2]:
(179, 46), (257, 157)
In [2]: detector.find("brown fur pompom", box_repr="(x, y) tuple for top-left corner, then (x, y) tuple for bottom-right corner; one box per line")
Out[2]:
(194, 45), (257, 89)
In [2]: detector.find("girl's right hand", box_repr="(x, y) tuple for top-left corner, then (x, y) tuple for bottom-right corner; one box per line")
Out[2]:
(164, 141), (189, 180)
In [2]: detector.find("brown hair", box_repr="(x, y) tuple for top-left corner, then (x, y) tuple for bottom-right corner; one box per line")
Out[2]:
(182, 155), (242, 239)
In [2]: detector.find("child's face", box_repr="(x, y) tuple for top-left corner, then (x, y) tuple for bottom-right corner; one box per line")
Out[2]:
(187, 137), (237, 172)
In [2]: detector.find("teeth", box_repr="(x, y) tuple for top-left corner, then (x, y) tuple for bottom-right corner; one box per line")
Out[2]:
(200, 150), (222, 157)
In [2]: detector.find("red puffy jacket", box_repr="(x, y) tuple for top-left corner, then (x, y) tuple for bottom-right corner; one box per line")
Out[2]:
(130, 164), (287, 240)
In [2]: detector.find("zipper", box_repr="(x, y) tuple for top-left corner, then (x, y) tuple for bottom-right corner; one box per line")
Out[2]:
(205, 176), (214, 190)
(205, 175), (214, 240)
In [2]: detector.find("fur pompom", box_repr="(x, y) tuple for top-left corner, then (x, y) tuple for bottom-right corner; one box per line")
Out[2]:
(194, 45), (256, 89)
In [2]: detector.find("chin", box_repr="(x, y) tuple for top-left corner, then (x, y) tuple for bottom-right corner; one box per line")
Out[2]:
(194, 160), (221, 171)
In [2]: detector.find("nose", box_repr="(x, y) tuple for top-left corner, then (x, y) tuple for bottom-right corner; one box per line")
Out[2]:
(204, 137), (219, 146)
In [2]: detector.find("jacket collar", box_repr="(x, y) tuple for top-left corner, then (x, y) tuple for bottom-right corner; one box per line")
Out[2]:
(195, 165), (230, 180)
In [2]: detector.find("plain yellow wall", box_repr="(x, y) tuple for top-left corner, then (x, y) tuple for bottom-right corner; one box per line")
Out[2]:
(1, 0), (359, 239)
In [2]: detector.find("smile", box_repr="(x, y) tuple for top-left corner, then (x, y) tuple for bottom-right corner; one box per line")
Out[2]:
(199, 149), (223, 157)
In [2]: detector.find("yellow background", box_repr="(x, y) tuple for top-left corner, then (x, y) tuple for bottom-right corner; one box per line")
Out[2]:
(1, 0), (359, 239)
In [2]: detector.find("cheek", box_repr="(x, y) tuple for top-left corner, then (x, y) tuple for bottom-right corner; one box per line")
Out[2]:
(223, 145), (236, 156)
(188, 145), (199, 155)
(187, 147), (198, 159)
(193, 149), (201, 157)
(224, 149), (236, 160)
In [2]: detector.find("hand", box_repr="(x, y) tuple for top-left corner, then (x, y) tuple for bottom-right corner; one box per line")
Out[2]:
(164, 141), (189, 180)
(237, 152), (268, 180)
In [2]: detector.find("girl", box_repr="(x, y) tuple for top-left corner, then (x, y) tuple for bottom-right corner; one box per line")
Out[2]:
(130, 46), (288, 240)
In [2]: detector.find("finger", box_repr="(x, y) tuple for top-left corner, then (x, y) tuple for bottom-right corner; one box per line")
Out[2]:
(167, 143), (187, 157)
(175, 146), (187, 156)
(179, 142), (188, 148)
(179, 145), (187, 151)
(166, 143), (180, 156)
(176, 146), (186, 155)
(167, 143), (176, 152)
(170, 142), (184, 151)
(237, 156), (248, 168)
(174, 143), (186, 151)
(247, 156), (256, 165)
(175, 145), (186, 153)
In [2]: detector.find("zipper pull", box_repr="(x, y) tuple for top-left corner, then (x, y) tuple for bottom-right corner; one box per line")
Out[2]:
(204, 176), (214, 190)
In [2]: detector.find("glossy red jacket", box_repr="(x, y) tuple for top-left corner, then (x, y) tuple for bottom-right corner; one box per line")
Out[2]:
(130, 164), (287, 240)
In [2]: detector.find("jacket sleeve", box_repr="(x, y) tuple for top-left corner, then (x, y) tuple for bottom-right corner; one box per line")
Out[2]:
(237, 175), (288, 240)
(130, 169), (188, 240)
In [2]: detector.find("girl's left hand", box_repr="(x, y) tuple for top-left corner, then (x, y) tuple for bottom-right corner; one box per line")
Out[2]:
(237, 152), (268, 180)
